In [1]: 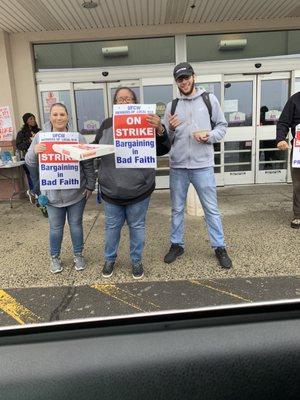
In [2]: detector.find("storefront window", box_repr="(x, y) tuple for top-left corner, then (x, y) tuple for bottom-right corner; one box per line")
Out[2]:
(187, 30), (300, 62)
(34, 37), (175, 71)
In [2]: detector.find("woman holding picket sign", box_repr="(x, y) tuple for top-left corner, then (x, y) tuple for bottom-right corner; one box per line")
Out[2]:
(25, 103), (95, 274)
(93, 86), (170, 279)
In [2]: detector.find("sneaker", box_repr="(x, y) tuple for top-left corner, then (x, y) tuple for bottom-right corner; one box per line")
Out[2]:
(215, 247), (232, 269)
(74, 253), (86, 271)
(50, 255), (63, 274)
(26, 189), (37, 205)
(102, 261), (115, 278)
(164, 243), (184, 264)
(40, 206), (48, 218)
(132, 262), (144, 279)
(291, 218), (300, 229)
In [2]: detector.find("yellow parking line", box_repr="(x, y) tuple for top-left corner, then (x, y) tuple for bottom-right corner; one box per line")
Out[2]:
(0, 290), (41, 325)
(91, 284), (160, 312)
(190, 280), (252, 303)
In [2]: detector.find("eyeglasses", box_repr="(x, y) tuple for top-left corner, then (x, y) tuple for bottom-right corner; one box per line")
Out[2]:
(176, 75), (192, 83)
(116, 96), (134, 103)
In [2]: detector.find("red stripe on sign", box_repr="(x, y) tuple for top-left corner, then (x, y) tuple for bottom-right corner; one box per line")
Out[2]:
(40, 141), (78, 163)
(114, 114), (155, 139)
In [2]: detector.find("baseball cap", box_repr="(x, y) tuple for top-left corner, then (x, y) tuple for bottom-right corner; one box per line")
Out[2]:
(173, 62), (195, 80)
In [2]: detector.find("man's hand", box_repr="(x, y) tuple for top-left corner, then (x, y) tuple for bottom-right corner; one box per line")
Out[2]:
(168, 113), (182, 131)
(277, 140), (289, 150)
(146, 114), (164, 135)
(194, 134), (209, 143)
(83, 189), (93, 201)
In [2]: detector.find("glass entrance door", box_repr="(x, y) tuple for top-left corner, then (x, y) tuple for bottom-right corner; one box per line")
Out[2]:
(224, 72), (291, 185)
(256, 73), (290, 183)
(141, 77), (174, 189)
(73, 82), (107, 143)
(196, 74), (223, 186)
(223, 75), (256, 185)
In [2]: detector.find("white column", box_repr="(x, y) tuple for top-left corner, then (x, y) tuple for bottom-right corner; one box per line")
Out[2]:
(175, 34), (187, 64)
(0, 31), (19, 135)
(9, 34), (40, 131)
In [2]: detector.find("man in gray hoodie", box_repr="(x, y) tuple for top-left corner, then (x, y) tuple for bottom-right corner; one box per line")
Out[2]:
(163, 62), (232, 269)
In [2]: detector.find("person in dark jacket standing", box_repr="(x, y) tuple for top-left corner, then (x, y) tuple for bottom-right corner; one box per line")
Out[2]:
(277, 92), (300, 229)
(16, 113), (41, 202)
(94, 86), (170, 279)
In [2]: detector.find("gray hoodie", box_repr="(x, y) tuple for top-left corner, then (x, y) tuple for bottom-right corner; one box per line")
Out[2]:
(164, 88), (228, 169)
(25, 125), (95, 207)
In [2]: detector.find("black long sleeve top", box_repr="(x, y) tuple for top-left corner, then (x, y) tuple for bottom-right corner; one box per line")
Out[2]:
(276, 92), (300, 145)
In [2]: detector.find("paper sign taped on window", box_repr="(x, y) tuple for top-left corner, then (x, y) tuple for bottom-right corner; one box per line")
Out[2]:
(83, 120), (100, 130)
(265, 110), (281, 121)
(229, 111), (246, 123)
(224, 99), (238, 113)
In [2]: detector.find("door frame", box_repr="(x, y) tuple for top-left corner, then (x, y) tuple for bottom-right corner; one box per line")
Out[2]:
(223, 74), (257, 185)
(255, 72), (291, 184)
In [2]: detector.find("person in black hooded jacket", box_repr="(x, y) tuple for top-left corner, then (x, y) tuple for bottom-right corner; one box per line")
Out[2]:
(93, 86), (170, 279)
(277, 91), (300, 229)
(16, 113), (41, 203)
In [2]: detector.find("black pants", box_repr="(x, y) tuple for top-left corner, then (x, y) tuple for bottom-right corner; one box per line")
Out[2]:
(291, 165), (300, 218)
(291, 148), (300, 218)
(25, 164), (40, 196)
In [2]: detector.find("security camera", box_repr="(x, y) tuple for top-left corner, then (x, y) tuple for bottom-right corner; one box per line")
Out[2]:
(255, 63), (262, 69)
(102, 71), (109, 77)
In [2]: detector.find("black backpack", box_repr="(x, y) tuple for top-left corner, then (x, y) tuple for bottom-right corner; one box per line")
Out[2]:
(170, 92), (215, 129)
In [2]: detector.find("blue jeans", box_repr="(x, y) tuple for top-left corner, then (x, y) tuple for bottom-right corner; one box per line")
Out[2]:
(170, 167), (225, 248)
(103, 196), (151, 264)
(46, 197), (86, 256)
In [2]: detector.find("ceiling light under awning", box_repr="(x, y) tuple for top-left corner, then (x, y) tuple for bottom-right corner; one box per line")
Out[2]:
(219, 39), (247, 50)
(102, 46), (129, 57)
(82, 1), (98, 9)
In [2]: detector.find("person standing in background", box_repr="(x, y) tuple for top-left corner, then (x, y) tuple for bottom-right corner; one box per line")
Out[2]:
(16, 113), (41, 203)
(277, 91), (300, 229)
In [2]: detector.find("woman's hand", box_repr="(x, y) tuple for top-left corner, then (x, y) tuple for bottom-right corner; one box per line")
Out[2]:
(146, 114), (164, 135)
(83, 189), (93, 201)
(277, 140), (289, 150)
(34, 143), (46, 154)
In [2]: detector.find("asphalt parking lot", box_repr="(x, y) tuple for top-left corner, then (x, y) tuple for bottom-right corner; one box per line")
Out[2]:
(0, 184), (299, 326)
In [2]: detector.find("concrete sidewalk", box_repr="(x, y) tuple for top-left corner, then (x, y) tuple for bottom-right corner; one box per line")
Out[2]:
(0, 183), (299, 289)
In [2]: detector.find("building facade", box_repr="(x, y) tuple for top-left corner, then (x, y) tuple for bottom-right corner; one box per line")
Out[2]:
(1, 0), (300, 188)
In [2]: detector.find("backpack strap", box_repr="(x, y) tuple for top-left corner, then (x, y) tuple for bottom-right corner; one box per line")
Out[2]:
(201, 92), (215, 129)
(170, 93), (215, 129)
(170, 98), (179, 116)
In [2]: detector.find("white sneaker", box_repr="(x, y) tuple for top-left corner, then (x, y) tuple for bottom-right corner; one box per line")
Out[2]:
(26, 189), (37, 205)
(50, 256), (63, 274)
(74, 254), (86, 271)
